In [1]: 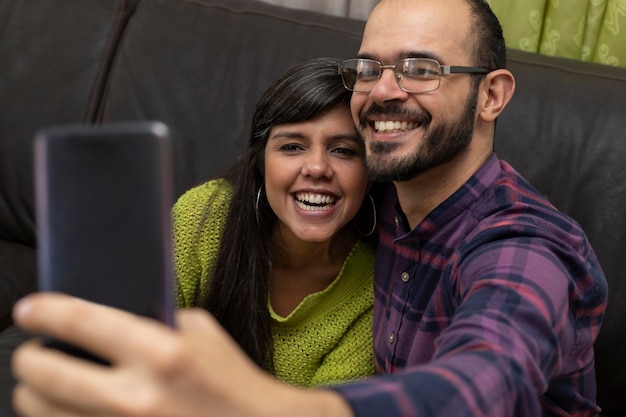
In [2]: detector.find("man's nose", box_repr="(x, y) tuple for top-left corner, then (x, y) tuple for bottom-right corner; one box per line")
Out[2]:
(369, 68), (408, 103)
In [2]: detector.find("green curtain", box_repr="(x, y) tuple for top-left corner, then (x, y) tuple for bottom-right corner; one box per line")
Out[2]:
(487, 0), (626, 68)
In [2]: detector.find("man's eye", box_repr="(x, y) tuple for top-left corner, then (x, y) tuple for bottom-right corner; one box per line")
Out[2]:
(404, 67), (438, 79)
(358, 69), (380, 79)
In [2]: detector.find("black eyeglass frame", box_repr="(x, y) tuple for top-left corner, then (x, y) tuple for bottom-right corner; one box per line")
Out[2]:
(339, 58), (492, 93)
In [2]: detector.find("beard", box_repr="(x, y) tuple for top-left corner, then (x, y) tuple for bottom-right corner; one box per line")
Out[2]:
(362, 88), (479, 182)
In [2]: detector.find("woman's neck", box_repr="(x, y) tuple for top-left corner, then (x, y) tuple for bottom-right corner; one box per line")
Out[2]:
(268, 228), (357, 317)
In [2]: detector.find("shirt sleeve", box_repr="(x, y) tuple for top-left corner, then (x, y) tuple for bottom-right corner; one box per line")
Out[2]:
(333, 236), (605, 417)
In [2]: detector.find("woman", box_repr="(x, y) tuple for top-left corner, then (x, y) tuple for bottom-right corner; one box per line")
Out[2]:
(173, 58), (377, 386)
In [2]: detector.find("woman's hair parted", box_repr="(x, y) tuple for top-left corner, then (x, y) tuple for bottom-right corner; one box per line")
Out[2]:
(199, 57), (354, 371)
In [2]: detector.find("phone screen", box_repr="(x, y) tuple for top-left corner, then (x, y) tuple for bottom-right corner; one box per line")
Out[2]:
(33, 121), (175, 363)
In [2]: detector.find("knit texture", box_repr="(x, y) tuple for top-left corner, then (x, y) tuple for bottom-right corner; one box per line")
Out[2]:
(173, 178), (375, 387)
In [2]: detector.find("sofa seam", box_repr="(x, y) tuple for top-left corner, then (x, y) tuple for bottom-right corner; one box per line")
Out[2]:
(84, 0), (140, 123)
(176, 0), (364, 38)
(508, 56), (626, 83)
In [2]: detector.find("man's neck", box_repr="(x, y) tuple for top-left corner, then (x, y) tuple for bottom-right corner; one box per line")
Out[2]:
(394, 149), (492, 229)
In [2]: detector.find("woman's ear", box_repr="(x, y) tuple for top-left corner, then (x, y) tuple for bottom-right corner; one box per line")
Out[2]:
(478, 69), (515, 122)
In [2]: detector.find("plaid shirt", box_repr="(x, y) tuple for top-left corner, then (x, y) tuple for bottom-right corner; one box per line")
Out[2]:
(335, 154), (607, 417)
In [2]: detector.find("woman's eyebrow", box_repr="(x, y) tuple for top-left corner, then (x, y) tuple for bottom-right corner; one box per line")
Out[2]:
(268, 131), (306, 140)
(269, 132), (359, 142)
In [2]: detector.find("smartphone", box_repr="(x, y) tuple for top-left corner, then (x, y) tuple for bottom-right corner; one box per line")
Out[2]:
(33, 121), (175, 363)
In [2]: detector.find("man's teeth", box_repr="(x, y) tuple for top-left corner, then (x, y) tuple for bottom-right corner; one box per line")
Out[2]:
(295, 192), (336, 211)
(374, 120), (417, 133)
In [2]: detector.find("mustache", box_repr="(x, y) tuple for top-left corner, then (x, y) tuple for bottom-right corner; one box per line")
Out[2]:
(358, 103), (432, 129)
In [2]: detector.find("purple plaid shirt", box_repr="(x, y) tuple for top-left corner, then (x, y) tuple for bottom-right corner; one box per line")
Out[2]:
(335, 154), (607, 417)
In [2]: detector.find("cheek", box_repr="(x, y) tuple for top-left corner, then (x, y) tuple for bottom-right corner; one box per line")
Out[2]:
(343, 165), (370, 207)
(263, 158), (296, 210)
(350, 96), (366, 125)
(264, 162), (281, 190)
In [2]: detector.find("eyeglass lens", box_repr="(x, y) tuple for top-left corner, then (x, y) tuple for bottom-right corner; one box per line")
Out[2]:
(340, 59), (442, 93)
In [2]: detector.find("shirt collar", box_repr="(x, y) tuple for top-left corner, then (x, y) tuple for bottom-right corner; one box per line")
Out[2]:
(388, 153), (501, 237)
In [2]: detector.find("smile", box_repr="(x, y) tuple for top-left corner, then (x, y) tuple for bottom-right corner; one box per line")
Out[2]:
(373, 120), (419, 133)
(294, 192), (337, 211)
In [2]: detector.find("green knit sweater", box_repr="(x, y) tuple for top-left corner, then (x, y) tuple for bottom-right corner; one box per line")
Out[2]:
(173, 178), (375, 387)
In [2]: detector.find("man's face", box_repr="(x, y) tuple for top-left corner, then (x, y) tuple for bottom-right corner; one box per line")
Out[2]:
(351, 0), (481, 182)
(360, 84), (479, 182)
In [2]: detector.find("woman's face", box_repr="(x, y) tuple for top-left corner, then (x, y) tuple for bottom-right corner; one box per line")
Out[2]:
(264, 106), (368, 244)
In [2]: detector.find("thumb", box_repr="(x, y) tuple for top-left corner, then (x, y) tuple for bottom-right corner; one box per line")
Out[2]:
(175, 308), (222, 334)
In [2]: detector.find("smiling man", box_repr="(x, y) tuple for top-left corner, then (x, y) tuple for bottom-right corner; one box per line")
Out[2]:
(332, 0), (607, 416)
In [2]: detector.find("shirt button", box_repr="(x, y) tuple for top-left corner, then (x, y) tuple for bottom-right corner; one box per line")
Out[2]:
(394, 216), (399, 226)
(388, 332), (396, 344)
(401, 272), (410, 283)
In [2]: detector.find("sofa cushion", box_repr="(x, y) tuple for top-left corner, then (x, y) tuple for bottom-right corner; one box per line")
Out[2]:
(100, 0), (365, 198)
(0, 0), (139, 246)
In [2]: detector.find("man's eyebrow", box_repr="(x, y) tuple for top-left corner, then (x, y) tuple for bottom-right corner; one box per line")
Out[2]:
(355, 52), (377, 60)
(356, 50), (444, 63)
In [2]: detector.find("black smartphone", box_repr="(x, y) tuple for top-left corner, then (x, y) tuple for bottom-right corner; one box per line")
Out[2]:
(33, 121), (175, 363)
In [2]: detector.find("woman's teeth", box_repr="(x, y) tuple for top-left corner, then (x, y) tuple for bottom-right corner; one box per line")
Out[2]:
(295, 192), (336, 211)
(374, 120), (417, 133)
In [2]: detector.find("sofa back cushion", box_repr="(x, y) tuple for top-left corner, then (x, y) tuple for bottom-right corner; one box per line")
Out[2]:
(0, 0), (137, 246)
(101, 0), (365, 197)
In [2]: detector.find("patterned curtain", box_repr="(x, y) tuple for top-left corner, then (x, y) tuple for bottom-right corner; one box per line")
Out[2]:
(487, 0), (626, 68)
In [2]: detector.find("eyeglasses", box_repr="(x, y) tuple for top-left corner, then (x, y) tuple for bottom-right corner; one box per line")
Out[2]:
(339, 58), (491, 93)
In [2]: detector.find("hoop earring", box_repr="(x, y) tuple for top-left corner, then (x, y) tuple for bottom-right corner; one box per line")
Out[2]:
(255, 186), (263, 226)
(359, 194), (377, 237)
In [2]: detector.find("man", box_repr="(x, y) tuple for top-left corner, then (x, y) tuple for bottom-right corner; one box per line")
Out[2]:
(11, 1), (607, 416)
(331, 0), (607, 416)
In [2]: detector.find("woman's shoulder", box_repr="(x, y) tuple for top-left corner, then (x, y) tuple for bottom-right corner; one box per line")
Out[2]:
(176, 178), (231, 205)
(173, 179), (232, 215)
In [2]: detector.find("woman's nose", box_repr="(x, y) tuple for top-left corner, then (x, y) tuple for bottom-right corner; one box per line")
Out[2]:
(301, 150), (332, 179)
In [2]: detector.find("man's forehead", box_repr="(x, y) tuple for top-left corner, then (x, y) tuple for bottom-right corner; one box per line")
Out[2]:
(360, 0), (471, 62)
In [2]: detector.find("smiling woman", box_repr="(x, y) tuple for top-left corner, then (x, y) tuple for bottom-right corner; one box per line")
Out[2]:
(264, 107), (368, 245)
(173, 58), (377, 387)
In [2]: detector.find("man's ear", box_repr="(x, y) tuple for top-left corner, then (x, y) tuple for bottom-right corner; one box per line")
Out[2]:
(478, 69), (515, 122)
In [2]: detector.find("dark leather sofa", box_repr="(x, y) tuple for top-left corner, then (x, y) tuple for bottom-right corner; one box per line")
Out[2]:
(1, 0), (625, 415)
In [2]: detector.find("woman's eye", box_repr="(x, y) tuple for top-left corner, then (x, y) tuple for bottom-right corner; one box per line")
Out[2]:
(332, 147), (357, 157)
(280, 143), (304, 152)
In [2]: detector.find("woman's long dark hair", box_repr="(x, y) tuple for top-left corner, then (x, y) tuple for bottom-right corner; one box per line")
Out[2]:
(199, 58), (354, 371)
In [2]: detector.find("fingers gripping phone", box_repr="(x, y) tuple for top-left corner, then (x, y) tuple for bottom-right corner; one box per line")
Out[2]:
(33, 121), (175, 364)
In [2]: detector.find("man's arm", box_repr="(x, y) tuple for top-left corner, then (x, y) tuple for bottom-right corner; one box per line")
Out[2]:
(334, 238), (604, 417)
(11, 293), (355, 417)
